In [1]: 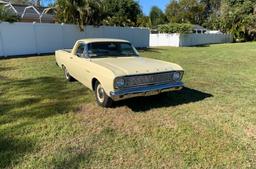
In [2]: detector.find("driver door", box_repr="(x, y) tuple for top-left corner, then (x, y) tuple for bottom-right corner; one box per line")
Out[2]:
(71, 43), (91, 87)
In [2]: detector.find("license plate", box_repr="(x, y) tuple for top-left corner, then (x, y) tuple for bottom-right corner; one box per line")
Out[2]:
(145, 90), (159, 96)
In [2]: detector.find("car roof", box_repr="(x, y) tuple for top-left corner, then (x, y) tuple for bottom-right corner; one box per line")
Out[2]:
(78, 38), (130, 44)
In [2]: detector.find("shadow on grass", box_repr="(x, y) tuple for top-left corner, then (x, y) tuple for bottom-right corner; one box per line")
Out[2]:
(0, 76), (212, 168)
(0, 66), (16, 72)
(114, 87), (213, 112)
(191, 44), (210, 47)
(0, 135), (34, 168)
(0, 75), (12, 81)
(0, 76), (89, 122)
(0, 76), (89, 168)
(138, 48), (166, 53)
(0, 53), (54, 60)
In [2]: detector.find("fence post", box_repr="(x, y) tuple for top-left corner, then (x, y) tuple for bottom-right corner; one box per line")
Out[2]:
(178, 34), (182, 47)
(0, 23), (6, 57)
(61, 23), (64, 49)
(33, 22), (39, 55)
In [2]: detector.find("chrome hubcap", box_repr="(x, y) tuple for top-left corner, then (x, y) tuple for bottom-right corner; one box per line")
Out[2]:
(96, 84), (105, 103)
(64, 69), (69, 79)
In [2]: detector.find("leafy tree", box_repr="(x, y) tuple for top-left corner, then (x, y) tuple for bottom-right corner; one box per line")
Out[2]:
(137, 15), (151, 27)
(218, 0), (256, 41)
(54, 0), (143, 29)
(0, 5), (19, 22)
(200, 0), (221, 15)
(102, 0), (142, 27)
(149, 6), (166, 27)
(165, 0), (181, 23)
(166, 0), (205, 25)
(8, 0), (30, 4)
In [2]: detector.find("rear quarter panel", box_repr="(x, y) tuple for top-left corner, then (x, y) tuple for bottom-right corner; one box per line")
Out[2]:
(55, 50), (71, 68)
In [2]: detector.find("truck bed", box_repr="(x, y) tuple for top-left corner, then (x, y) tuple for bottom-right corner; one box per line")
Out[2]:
(55, 49), (73, 68)
(63, 49), (72, 53)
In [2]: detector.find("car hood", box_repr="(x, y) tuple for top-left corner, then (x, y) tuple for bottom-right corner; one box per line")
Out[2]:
(91, 56), (183, 76)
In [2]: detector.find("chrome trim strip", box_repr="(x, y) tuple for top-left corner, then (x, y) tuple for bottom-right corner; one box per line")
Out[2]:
(110, 82), (184, 101)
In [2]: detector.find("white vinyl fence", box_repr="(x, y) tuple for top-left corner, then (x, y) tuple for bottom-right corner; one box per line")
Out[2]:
(150, 33), (233, 47)
(0, 22), (150, 57)
(149, 34), (180, 47)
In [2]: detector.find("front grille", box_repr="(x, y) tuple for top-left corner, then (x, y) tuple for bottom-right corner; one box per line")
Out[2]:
(124, 72), (175, 87)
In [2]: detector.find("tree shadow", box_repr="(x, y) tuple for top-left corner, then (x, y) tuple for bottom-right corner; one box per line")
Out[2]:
(0, 76), (90, 168)
(138, 48), (166, 53)
(0, 75), (11, 81)
(0, 53), (54, 60)
(0, 125), (34, 168)
(0, 66), (16, 72)
(0, 76), (89, 124)
(114, 87), (213, 112)
(190, 44), (210, 47)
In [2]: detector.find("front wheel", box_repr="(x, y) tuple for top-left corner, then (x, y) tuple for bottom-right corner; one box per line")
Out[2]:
(94, 81), (113, 107)
(63, 66), (74, 82)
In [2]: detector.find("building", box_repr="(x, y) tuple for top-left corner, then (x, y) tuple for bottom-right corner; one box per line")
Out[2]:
(0, 0), (55, 23)
(192, 25), (208, 34)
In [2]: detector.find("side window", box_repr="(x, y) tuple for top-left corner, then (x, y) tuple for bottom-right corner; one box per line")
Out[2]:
(76, 43), (86, 57)
(119, 43), (137, 56)
(120, 43), (131, 50)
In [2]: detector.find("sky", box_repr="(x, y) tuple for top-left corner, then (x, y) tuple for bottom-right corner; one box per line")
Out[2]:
(138, 0), (170, 15)
(41, 0), (170, 16)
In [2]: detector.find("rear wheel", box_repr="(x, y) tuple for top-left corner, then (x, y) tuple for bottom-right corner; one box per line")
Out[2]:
(94, 81), (113, 107)
(63, 66), (74, 82)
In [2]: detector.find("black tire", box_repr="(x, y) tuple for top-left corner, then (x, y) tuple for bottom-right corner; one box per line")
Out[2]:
(94, 81), (113, 107)
(63, 66), (74, 82)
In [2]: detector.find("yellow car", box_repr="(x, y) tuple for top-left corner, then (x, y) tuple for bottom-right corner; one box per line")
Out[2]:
(55, 38), (184, 107)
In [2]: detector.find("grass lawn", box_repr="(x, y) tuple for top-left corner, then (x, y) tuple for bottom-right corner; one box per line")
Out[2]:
(0, 42), (256, 168)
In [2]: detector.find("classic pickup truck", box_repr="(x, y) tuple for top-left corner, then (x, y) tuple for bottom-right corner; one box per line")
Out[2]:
(55, 38), (184, 107)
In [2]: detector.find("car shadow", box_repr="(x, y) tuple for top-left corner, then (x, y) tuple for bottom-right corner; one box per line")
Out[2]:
(114, 87), (213, 112)
(138, 48), (167, 53)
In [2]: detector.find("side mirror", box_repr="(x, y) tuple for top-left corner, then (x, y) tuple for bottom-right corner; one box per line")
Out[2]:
(77, 53), (88, 58)
(81, 53), (89, 58)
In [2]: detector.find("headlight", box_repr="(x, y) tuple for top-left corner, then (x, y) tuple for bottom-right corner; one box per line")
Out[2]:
(114, 77), (125, 89)
(172, 72), (181, 81)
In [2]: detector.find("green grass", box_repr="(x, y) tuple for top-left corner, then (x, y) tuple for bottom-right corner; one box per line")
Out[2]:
(0, 43), (256, 168)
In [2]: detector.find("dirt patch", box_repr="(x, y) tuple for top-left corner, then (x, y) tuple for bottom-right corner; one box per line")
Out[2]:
(245, 125), (256, 139)
(76, 103), (177, 135)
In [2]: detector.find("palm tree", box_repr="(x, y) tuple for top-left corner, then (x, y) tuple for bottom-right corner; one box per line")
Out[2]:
(55, 0), (103, 31)
(34, 0), (40, 6)
(0, 5), (19, 22)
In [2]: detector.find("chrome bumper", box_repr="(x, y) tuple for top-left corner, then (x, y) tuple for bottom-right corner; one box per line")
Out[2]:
(110, 82), (184, 101)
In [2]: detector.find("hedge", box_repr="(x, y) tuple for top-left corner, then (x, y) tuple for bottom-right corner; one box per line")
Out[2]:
(158, 23), (193, 34)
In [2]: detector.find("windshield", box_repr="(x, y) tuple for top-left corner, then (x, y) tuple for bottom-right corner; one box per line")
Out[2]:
(87, 42), (139, 57)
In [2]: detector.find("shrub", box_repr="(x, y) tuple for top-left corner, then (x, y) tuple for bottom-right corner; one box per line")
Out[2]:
(158, 23), (193, 34)
(0, 5), (19, 23)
